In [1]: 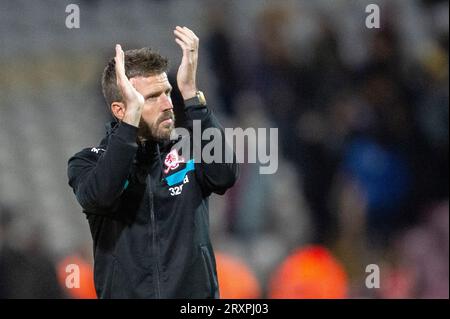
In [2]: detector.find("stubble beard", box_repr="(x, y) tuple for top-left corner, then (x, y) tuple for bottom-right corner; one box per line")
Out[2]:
(138, 111), (175, 142)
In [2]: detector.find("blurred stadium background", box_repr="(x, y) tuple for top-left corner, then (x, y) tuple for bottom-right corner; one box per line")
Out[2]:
(0, 0), (448, 298)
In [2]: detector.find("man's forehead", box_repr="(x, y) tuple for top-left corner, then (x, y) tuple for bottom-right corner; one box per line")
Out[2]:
(132, 72), (171, 91)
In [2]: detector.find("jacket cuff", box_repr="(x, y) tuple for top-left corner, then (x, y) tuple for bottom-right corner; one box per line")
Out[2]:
(185, 104), (209, 120)
(115, 121), (139, 143)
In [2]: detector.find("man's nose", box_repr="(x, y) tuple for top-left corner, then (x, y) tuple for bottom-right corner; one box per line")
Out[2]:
(160, 94), (173, 111)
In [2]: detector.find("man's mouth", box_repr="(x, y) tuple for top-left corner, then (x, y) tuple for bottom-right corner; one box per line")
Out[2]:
(159, 113), (175, 126)
(160, 118), (173, 126)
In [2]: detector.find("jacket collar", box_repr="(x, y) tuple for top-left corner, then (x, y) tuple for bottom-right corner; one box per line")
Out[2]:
(105, 120), (119, 135)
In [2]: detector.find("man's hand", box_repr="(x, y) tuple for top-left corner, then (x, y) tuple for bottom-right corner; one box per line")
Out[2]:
(174, 26), (199, 100)
(114, 44), (144, 127)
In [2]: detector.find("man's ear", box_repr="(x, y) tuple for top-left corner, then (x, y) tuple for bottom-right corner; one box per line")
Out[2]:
(111, 102), (126, 121)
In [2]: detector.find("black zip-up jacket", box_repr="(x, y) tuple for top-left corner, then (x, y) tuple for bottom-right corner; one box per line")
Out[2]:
(67, 104), (238, 298)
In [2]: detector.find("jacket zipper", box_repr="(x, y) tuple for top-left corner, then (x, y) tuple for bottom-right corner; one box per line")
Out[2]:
(149, 185), (161, 298)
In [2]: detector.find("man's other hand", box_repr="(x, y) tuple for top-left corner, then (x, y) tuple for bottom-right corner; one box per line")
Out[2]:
(174, 26), (199, 100)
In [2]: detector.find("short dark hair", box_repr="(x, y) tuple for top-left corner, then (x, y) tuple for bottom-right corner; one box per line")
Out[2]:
(101, 47), (169, 107)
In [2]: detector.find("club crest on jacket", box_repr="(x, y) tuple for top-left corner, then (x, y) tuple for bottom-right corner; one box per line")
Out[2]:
(164, 149), (185, 174)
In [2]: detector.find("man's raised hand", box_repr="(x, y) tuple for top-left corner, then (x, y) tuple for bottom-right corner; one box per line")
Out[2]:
(114, 44), (144, 127)
(173, 26), (199, 100)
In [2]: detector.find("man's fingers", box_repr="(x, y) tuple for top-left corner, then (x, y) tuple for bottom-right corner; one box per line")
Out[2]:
(174, 26), (199, 49)
(175, 38), (195, 53)
(174, 29), (195, 48)
(115, 45), (123, 72)
(181, 26), (199, 41)
(175, 25), (190, 35)
(115, 44), (124, 67)
(115, 44), (128, 87)
(176, 25), (196, 37)
(120, 45), (125, 66)
(175, 38), (188, 50)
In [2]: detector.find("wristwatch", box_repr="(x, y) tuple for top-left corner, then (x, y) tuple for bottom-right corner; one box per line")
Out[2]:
(184, 90), (206, 107)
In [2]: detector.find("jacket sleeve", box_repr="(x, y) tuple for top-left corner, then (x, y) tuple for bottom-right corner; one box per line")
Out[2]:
(67, 122), (139, 212)
(184, 104), (239, 196)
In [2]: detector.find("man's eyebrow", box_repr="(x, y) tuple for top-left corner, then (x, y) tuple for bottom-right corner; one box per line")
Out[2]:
(143, 91), (159, 99)
(144, 87), (172, 99)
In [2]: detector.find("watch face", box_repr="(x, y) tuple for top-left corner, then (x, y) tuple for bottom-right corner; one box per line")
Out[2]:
(197, 91), (206, 105)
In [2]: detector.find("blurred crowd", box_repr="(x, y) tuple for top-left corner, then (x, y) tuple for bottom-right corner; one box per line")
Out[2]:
(0, 0), (448, 298)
